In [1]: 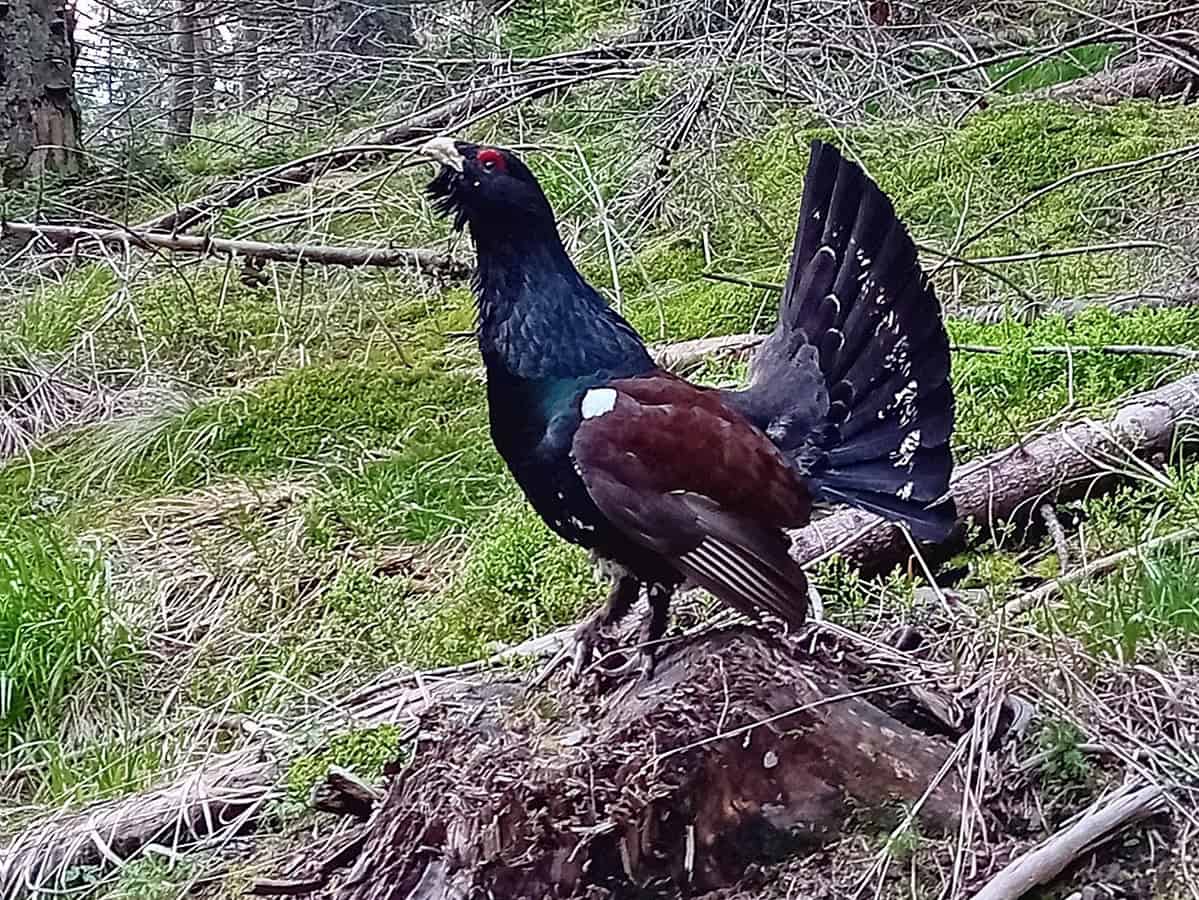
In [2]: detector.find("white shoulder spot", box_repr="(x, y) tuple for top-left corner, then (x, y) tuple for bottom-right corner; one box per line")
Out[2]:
(581, 387), (618, 419)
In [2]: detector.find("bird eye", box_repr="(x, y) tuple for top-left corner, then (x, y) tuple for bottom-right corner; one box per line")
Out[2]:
(477, 148), (505, 173)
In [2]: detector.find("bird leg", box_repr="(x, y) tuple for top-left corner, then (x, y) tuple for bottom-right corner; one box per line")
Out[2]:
(597, 580), (674, 679)
(635, 582), (673, 678)
(571, 573), (640, 680)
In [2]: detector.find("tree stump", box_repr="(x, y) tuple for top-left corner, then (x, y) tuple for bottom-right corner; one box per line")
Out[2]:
(326, 627), (963, 900)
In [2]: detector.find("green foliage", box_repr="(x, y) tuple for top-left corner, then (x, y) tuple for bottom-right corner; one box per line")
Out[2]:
(97, 364), (483, 492)
(1036, 719), (1091, 786)
(986, 42), (1122, 94)
(286, 723), (406, 805)
(94, 853), (199, 900)
(1049, 539), (1199, 662)
(885, 820), (925, 862)
(397, 503), (593, 667)
(6, 266), (117, 355)
(308, 400), (504, 545)
(949, 306), (1199, 457)
(503, 0), (629, 56)
(0, 518), (122, 747)
(35, 734), (184, 805)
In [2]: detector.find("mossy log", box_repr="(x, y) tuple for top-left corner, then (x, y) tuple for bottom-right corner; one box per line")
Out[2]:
(326, 628), (963, 900)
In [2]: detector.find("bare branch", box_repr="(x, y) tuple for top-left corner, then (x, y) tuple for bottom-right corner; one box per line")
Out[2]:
(1, 221), (470, 277)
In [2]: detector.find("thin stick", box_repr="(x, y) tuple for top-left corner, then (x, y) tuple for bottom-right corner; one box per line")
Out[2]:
(1005, 527), (1198, 618)
(1039, 503), (1072, 575)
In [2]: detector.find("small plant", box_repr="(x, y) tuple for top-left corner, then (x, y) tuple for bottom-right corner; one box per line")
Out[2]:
(1049, 540), (1199, 662)
(885, 820), (924, 863)
(1036, 719), (1091, 787)
(286, 723), (407, 805)
(97, 853), (199, 900)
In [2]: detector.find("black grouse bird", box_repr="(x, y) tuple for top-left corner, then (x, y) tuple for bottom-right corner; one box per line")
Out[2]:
(420, 137), (955, 677)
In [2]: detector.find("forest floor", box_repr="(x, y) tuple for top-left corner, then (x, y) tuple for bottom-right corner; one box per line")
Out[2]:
(3, 1), (1199, 898)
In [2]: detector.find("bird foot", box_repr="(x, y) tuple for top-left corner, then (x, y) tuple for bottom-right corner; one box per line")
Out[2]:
(591, 646), (657, 680)
(570, 615), (606, 682)
(570, 621), (657, 684)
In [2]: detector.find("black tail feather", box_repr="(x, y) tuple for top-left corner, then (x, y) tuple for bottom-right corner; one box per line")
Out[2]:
(730, 140), (956, 543)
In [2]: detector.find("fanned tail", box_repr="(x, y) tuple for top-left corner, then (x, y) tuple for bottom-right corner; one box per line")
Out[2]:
(729, 140), (956, 542)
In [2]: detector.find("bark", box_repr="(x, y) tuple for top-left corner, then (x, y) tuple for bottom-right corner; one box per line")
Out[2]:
(788, 373), (1199, 576)
(0, 0), (82, 184)
(194, 14), (215, 122)
(239, 9), (262, 103)
(325, 628), (963, 900)
(166, 0), (197, 148)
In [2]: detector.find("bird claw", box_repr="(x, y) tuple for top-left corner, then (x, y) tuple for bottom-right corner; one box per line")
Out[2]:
(570, 617), (604, 682)
(570, 627), (658, 685)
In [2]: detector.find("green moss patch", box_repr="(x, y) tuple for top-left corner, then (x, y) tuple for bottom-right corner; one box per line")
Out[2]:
(396, 503), (593, 667)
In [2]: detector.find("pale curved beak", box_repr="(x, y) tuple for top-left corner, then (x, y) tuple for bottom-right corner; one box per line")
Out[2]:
(419, 136), (465, 173)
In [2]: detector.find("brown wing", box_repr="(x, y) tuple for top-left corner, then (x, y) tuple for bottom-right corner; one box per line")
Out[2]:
(571, 371), (813, 627)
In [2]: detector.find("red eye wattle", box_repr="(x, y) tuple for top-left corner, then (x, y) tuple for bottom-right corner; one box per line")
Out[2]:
(477, 148), (506, 172)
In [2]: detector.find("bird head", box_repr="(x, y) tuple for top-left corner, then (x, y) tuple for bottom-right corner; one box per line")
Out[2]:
(420, 137), (557, 242)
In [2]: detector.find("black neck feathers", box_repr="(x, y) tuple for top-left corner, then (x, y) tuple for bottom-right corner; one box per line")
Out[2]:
(471, 228), (654, 382)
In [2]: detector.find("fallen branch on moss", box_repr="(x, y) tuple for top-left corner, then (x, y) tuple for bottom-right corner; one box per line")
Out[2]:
(1, 221), (470, 278)
(1047, 56), (1198, 104)
(972, 783), (1169, 900)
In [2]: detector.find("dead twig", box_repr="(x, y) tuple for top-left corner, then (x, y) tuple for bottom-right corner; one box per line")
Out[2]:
(1004, 526), (1199, 618)
(1, 222), (470, 278)
(1039, 503), (1072, 575)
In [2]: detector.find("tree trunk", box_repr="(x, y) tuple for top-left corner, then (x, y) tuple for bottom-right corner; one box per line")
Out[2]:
(194, 14), (214, 123)
(0, 0), (81, 184)
(238, 10), (261, 104)
(166, 0), (196, 148)
(325, 628), (964, 900)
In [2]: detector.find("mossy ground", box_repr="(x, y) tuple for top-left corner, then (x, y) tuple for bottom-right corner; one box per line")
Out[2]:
(5, 13), (1199, 899)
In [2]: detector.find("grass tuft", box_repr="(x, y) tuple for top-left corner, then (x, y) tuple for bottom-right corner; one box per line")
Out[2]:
(0, 519), (124, 749)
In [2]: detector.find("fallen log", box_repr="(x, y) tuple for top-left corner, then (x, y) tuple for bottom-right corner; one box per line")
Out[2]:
(1047, 56), (1197, 104)
(0, 749), (278, 900)
(326, 627), (964, 900)
(0, 222), (470, 279)
(790, 373), (1199, 575)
